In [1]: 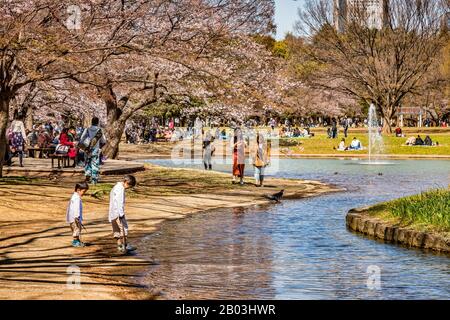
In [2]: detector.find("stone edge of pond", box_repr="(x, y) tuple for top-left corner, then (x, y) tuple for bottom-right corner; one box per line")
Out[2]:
(346, 207), (450, 253)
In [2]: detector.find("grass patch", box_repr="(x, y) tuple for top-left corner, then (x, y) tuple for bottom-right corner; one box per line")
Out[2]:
(0, 176), (41, 185)
(283, 133), (450, 156)
(368, 189), (450, 233)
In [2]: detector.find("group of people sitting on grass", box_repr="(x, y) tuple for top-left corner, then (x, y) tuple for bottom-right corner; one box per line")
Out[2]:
(335, 137), (364, 151)
(405, 135), (438, 147)
(279, 126), (313, 138)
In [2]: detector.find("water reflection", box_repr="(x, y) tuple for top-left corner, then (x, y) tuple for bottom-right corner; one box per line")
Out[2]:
(141, 204), (277, 299)
(140, 159), (450, 299)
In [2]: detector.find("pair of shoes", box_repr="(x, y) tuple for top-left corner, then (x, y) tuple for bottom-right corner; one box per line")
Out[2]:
(72, 240), (86, 247)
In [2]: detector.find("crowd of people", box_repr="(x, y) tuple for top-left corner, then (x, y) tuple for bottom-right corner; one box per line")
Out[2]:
(4, 113), (107, 185)
(200, 127), (271, 187)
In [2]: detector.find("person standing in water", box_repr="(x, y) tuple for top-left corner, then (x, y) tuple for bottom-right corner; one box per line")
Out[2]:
(9, 111), (27, 167)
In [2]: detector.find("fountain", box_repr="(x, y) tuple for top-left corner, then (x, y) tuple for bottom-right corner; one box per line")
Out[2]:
(359, 103), (393, 165)
(368, 103), (383, 162)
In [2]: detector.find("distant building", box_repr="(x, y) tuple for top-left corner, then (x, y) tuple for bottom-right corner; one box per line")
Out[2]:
(334, 0), (389, 32)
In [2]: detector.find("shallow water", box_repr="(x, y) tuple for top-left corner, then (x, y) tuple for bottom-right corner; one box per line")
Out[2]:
(139, 159), (450, 299)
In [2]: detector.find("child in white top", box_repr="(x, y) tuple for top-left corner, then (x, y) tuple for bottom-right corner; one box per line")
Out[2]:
(109, 175), (137, 253)
(66, 182), (89, 247)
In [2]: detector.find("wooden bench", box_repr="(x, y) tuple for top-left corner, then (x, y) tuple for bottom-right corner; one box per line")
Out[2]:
(49, 153), (72, 169)
(28, 147), (55, 158)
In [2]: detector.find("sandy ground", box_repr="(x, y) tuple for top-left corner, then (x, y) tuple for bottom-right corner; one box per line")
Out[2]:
(0, 164), (338, 300)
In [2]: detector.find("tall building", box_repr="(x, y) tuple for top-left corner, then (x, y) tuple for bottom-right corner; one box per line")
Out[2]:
(334, 0), (389, 32)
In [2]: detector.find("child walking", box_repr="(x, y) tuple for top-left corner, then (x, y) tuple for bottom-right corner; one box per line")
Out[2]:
(66, 182), (89, 247)
(109, 175), (137, 253)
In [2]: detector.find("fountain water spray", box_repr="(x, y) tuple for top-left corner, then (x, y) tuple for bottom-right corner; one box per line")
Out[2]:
(368, 103), (384, 163)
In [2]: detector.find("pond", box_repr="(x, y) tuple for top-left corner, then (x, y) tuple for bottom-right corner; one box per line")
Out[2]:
(139, 158), (450, 299)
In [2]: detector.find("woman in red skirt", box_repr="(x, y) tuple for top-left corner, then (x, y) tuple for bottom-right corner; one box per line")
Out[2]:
(232, 128), (246, 185)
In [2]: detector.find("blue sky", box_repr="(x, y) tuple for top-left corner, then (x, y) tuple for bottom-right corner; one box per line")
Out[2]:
(274, 0), (304, 39)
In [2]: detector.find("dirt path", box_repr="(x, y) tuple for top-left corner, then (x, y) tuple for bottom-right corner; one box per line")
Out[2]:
(0, 165), (338, 300)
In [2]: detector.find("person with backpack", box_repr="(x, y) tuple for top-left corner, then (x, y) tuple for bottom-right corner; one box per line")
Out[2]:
(79, 117), (106, 184)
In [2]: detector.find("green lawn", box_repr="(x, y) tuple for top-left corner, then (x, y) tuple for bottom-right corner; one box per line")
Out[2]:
(367, 189), (450, 233)
(278, 132), (450, 156)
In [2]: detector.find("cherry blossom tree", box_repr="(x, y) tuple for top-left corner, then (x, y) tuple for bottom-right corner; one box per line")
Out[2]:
(68, 0), (276, 158)
(0, 0), (146, 176)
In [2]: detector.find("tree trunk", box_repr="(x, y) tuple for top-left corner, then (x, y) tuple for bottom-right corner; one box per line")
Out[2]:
(382, 114), (393, 134)
(98, 85), (127, 159)
(0, 95), (11, 178)
(98, 78), (158, 159)
(83, 112), (92, 128)
(103, 120), (126, 159)
(380, 102), (395, 134)
(25, 106), (34, 131)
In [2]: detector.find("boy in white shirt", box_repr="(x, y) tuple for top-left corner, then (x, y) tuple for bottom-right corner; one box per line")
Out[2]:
(109, 175), (137, 253)
(66, 182), (89, 247)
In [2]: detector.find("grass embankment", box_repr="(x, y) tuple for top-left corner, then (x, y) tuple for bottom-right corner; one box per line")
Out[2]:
(280, 132), (450, 156)
(119, 128), (450, 158)
(86, 164), (255, 198)
(0, 162), (329, 199)
(87, 163), (329, 199)
(366, 189), (450, 235)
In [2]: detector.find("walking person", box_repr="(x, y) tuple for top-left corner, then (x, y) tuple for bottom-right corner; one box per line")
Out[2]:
(232, 128), (246, 185)
(9, 111), (27, 167)
(252, 133), (270, 187)
(343, 117), (349, 138)
(79, 117), (106, 184)
(332, 120), (338, 139)
(66, 182), (89, 247)
(194, 117), (203, 138)
(202, 131), (215, 170)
